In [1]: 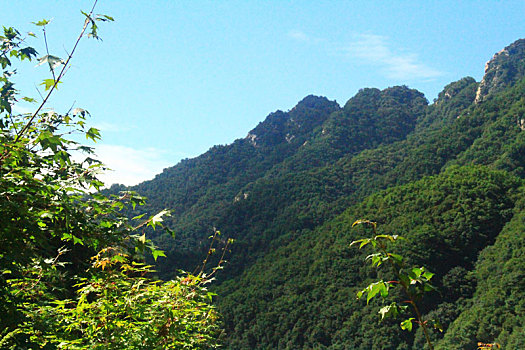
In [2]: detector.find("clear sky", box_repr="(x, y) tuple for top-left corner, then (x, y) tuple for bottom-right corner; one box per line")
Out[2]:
(2, 1), (525, 185)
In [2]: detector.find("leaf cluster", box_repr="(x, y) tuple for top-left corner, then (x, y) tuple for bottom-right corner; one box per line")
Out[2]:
(0, 15), (222, 349)
(351, 221), (440, 349)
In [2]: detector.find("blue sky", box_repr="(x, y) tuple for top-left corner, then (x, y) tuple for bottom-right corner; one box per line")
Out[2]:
(3, 1), (525, 185)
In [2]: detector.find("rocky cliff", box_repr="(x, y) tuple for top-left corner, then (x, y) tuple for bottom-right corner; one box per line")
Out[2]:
(475, 38), (525, 103)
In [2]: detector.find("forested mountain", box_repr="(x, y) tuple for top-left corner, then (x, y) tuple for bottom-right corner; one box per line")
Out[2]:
(122, 38), (525, 348)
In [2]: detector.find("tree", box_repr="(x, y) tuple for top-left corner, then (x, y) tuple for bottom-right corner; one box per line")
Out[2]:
(0, 4), (222, 348)
(351, 220), (442, 350)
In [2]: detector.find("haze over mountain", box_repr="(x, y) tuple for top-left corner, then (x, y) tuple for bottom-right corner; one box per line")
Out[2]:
(114, 38), (525, 349)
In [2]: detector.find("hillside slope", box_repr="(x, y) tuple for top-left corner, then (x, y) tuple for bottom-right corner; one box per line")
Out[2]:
(218, 166), (521, 349)
(121, 38), (525, 348)
(127, 86), (429, 275)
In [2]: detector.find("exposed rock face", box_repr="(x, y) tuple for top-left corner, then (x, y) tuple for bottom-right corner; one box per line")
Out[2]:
(246, 132), (257, 146)
(517, 117), (525, 131)
(475, 39), (525, 103)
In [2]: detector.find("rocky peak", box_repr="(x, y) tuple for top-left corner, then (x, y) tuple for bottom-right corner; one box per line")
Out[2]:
(245, 95), (339, 148)
(436, 77), (477, 103)
(291, 95), (338, 111)
(475, 39), (525, 103)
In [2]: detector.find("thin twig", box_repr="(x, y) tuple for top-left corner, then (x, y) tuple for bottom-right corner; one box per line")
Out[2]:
(42, 26), (56, 82)
(66, 100), (77, 115)
(195, 228), (220, 277)
(14, 247), (67, 296)
(0, 0), (99, 164)
(8, 114), (19, 134)
(203, 238), (232, 282)
(34, 83), (44, 101)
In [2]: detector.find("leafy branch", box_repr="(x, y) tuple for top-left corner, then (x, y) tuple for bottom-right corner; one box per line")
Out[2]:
(0, 5), (223, 347)
(0, 0), (113, 165)
(351, 220), (441, 350)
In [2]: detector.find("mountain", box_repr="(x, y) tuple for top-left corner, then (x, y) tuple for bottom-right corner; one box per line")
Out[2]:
(125, 86), (428, 276)
(475, 38), (525, 103)
(121, 38), (525, 348)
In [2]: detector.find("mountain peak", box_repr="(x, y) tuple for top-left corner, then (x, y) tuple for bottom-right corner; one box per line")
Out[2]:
(293, 95), (339, 110)
(245, 95), (339, 148)
(475, 38), (525, 103)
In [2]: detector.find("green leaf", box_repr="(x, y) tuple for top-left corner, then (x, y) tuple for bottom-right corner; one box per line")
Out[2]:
(132, 213), (146, 220)
(164, 226), (176, 238)
(410, 267), (424, 280)
(151, 249), (166, 261)
(33, 19), (51, 26)
(350, 238), (366, 247)
(365, 253), (381, 261)
(88, 22), (99, 40)
(96, 14), (115, 22)
(399, 273), (410, 287)
(22, 96), (37, 103)
(81, 11), (93, 22)
(372, 255), (382, 267)
(388, 253), (404, 264)
(378, 305), (390, 319)
(111, 254), (127, 263)
(375, 234), (403, 242)
(422, 271), (434, 280)
(39, 211), (53, 219)
(352, 219), (376, 229)
(365, 281), (389, 304)
(40, 78), (61, 91)
(86, 127), (101, 142)
(400, 318), (415, 331)
(379, 282), (389, 297)
(72, 108), (89, 117)
(433, 319), (443, 332)
(367, 286), (378, 304)
(19, 47), (38, 60)
(423, 283), (437, 292)
(69, 235), (84, 245)
(0, 56), (10, 69)
(36, 55), (64, 69)
(37, 130), (63, 151)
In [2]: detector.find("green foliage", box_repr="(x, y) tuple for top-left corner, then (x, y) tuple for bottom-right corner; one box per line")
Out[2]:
(1, 10), (221, 349)
(214, 165), (520, 349)
(16, 252), (220, 349)
(351, 220), (440, 349)
(436, 196), (525, 349)
(139, 68), (525, 348)
(100, 38), (525, 349)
